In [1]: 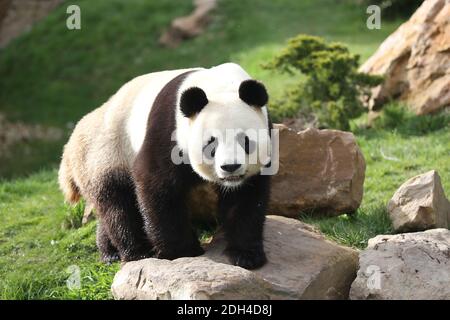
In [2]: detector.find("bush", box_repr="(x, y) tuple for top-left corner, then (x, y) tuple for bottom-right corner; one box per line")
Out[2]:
(265, 35), (383, 130)
(372, 103), (450, 135)
(362, 0), (423, 20)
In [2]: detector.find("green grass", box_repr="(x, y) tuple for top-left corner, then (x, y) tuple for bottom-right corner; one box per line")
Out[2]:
(0, 171), (118, 299)
(61, 200), (86, 230)
(1, 0), (447, 300)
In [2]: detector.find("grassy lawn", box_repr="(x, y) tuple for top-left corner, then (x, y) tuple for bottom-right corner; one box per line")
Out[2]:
(0, 0), (448, 299)
(0, 171), (118, 299)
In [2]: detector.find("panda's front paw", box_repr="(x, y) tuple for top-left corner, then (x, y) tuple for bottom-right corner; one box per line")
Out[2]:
(225, 247), (267, 270)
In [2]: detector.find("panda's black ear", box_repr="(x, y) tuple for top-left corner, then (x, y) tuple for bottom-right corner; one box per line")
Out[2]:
(180, 87), (208, 118)
(239, 79), (268, 108)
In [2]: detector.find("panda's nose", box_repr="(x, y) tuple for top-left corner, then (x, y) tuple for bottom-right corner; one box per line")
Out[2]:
(221, 164), (241, 173)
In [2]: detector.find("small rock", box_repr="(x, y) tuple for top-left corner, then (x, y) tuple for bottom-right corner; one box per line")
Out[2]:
(112, 216), (359, 300)
(388, 170), (450, 232)
(350, 229), (450, 300)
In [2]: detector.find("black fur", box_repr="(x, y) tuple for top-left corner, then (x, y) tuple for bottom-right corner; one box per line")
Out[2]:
(96, 221), (120, 264)
(216, 174), (270, 269)
(133, 71), (205, 260)
(93, 169), (152, 262)
(180, 87), (209, 118)
(239, 79), (268, 107)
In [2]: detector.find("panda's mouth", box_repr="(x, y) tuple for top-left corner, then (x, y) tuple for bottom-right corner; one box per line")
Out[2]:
(220, 175), (245, 182)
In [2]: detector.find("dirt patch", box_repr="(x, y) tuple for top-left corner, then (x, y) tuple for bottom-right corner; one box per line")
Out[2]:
(0, 0), (63, 48)
(0, 113), (63, 157)
(159, 0), (217, 48)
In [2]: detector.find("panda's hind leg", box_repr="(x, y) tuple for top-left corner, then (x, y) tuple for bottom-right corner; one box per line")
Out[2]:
(96, 220), (120, 264)
(92, 169), (152, 262)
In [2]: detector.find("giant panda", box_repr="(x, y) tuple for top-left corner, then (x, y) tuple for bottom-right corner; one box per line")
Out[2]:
(59, 63), (273, 270)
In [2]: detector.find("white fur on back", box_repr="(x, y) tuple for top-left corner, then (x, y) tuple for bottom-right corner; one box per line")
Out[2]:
(125, 68), (200, 154)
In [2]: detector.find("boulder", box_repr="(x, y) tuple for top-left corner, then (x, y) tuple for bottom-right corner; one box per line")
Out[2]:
(112, 215), (359, 300)
(112, 257), (271, 300)
(269, 125), (365, 217)
(387, 170), (450, 232)
(189, 124), (366, 220)
(360, 0), (450, 115)
(350, 229), (450, 300)
(159, 0), (217, 48)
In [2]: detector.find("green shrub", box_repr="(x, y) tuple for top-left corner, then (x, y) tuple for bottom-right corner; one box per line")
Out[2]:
(372, 103), (450, 135)
(265, 35), (383, 130)
(362, 0), (423, 20)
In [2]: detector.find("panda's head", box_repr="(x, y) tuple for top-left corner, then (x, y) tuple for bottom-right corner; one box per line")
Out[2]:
(178, 79), (271, 188)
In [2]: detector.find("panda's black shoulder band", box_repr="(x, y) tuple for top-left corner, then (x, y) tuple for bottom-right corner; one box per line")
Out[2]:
(180, 87), (208, 118)
(239, 79), (268, 108)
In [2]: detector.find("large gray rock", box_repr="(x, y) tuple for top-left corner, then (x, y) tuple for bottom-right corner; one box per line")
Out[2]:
(112, 216), (359, 300)
(269, 125), (365, 217)
(350, 229), (450, 300)
(388, 170), (450, 232)
(112, 257), (272, 300)
(360, 0), (450, 115)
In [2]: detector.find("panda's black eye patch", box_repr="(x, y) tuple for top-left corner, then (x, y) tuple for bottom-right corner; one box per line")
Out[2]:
(237, 133), (255, 154)
(203, 136), (217, 159)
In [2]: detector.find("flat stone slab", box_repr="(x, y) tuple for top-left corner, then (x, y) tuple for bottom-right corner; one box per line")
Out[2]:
(350, 229), (450, 300)
(112, 216), (358, 300)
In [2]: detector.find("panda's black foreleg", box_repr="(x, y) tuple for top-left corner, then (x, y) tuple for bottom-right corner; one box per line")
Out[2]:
(217, 174), (270, 270)
(94, 170), (152, 262)
(134, 176), (204, 260)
